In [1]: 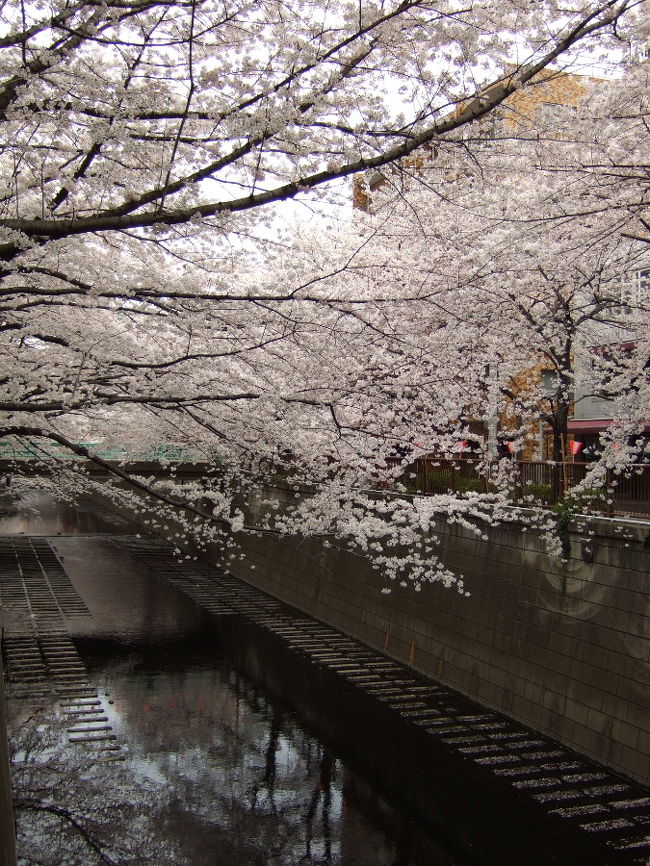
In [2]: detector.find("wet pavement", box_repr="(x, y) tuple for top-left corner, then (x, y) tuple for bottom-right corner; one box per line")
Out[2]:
(2, 496), (650, 865)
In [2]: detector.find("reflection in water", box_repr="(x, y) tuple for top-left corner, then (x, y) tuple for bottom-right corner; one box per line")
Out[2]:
(6, 504), (629, 866)
(0, 494), (134, 536)
(80, 638), (431, 866)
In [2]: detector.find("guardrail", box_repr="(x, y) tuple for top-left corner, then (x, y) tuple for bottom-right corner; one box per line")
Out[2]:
(0, 442), (218, 463)
(2, 450), (648, 518)
(401, 458), (650, 517)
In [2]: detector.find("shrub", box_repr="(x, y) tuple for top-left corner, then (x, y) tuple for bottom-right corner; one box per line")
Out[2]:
(523, 482), (554, 504)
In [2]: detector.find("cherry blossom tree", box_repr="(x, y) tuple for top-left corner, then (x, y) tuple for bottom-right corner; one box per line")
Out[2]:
(335, 51), (650, 507)
(0, 0), (642, 588)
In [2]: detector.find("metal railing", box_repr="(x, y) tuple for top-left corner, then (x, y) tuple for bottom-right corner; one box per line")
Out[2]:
(398, 458), (650, 517)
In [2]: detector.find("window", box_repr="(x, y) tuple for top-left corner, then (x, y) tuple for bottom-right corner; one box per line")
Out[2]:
(618, 267), (650, 315)
(602, 267), (650, 318)
(541, 369), (558, 394)
(540, 101), (577, 123)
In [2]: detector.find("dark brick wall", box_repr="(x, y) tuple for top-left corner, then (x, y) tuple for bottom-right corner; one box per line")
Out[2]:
(224, 508), (650, 786)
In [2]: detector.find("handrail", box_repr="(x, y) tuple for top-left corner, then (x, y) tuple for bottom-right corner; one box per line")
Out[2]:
(403, 457), (650, 515)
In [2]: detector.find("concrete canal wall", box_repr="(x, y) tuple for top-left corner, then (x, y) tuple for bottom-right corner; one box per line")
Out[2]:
(223, 496), (650, 787)
(0, 644), (17, 866)
(87, 477), (650, 787)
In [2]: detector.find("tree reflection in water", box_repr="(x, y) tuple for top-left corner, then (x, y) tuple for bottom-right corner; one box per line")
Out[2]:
(11, 640), (410, 866)
(11, 711), (186, 866)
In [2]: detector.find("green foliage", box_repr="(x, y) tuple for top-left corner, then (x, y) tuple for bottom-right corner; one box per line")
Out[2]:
(424, 472), (452, 494)
(570, 487), (607, 514)
(402, 470), (483, 496)
(551, 487), (607, 560)
(551, 497), (573, 560)
(523, 482), (553, 504)
(457, 476), (484, 494)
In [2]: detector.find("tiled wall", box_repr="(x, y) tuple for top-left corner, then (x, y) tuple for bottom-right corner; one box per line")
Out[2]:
(225, 511), (650, 786)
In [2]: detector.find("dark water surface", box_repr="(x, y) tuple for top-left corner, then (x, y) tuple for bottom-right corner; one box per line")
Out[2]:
(3, 498), (462, 865)
(2, 497), (643, 866)
(56, 533), (459, 866)
(0, 493), (134, 536)
(79, 632), (452, 866)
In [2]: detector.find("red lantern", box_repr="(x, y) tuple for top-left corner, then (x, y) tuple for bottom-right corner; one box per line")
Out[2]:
(570, 440), (583, 456)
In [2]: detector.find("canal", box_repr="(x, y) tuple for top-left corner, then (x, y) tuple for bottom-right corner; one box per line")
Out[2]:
(1, 496), (649, 866)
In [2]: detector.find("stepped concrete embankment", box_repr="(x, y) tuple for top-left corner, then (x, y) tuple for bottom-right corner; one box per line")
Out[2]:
(80, 477), (649, 787)
(219, 490), (650, 788)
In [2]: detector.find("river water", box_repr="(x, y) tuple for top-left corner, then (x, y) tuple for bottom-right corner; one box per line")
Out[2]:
(1, 496), (646, 866)
(2, 497), (462, 865)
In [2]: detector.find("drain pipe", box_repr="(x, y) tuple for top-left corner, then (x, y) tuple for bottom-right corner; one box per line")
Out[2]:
(0, 636), (17, 866)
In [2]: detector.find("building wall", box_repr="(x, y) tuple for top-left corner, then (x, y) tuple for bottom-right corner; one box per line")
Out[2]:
(501, 69), (594, 128)
(224, 494), (650, 786)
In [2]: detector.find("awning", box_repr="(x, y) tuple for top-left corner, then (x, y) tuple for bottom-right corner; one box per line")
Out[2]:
(567, 420), (610, 433)
(567, 419), (650, 434)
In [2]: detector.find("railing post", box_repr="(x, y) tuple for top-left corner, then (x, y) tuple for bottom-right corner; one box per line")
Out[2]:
(606, 467), (614, 517)
(551, 462), (562, 505)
